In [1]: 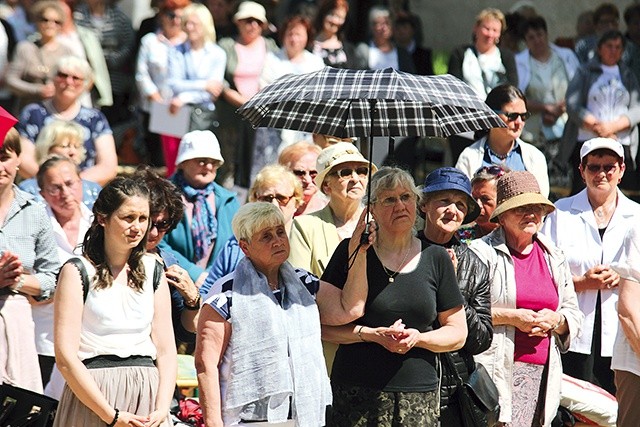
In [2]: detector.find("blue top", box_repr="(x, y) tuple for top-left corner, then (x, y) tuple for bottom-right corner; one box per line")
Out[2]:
(19, 178), (101, 210)
(199, 236), (243, 297)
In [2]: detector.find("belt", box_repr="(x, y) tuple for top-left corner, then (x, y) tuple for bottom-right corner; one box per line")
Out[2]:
(82, 355), (155, 369)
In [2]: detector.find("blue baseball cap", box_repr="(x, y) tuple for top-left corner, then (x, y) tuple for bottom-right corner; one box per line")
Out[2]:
(421, 167), (481, 224)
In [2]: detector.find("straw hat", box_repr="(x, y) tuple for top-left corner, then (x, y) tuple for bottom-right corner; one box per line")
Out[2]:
(490, 171), (555, 222)
(314, 142), (376, 190)
(175, 130), (224, 166)
(421, 167), (480, 224)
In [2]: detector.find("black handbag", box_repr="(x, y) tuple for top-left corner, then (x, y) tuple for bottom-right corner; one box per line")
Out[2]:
(189, 105), (219, 132)
(0, 383), (58, 427)
(443, 353), (500, 427)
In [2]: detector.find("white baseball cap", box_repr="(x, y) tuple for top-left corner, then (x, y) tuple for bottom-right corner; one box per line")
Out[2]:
(580, 137), (624, 161)
(175, 130), (224, 166)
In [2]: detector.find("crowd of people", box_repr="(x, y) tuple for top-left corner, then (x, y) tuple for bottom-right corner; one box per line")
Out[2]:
(1, 1), (640, 427)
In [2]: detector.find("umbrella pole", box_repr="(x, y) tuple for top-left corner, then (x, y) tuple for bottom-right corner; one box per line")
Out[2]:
(360, 100), (376, 245)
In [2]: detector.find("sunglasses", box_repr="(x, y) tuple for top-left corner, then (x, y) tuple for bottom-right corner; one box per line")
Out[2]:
(476, 165), (506, 178)
(164, 10), (181, 20)
(331, 166), (369, 179)
(495, 111), (532, 122)
(40, 17), (62, 25)
(257, 193), (294, 206)
(151, 219), (172, 232)
(292, 169), (318, 179)
(56, 71), (84, 83)
(584, 163), (618, 174)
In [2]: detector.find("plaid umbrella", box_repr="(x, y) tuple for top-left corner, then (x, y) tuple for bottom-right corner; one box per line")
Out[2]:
(238, 66), (505, 138)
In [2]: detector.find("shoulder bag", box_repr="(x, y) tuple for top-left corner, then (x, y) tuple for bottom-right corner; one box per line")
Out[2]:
(0, 383), (58, 427)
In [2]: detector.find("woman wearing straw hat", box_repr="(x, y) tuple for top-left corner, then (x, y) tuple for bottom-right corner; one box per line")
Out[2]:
(541, 137), (640, 395)
(417, 167), (493, 425)
(471, 170), (583, 426)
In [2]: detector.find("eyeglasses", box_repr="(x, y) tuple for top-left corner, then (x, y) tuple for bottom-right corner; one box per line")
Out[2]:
(39, 17), (62, 25)
(495, 111), (532, 122)
(55, 71), (84, 83)
(376, 193), (416, 207)
(257, 193), (294, 206)
(512, 204), (546, 216)
(292, 169), (318, 179)
(151, 219), (172, 232)
(476, 165), (506, 178)
(331, 166), (369, 179)
(43, 179), (79, 196)
(193, 158), (218, 167)
(585, 163), (618, 174)
(164, 10), (181, 20)
(53, 141), (83, 150)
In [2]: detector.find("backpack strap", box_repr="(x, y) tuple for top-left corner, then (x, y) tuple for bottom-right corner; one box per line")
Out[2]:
(64, 258), (91, 303)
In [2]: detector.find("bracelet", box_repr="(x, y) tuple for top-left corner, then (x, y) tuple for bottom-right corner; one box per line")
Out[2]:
(12, 275), (25, 293)
(357, 325), (367, 342)
(551, 314), (565, 331)
(184, 294), (201, 311)
(107, 408), (119, 427)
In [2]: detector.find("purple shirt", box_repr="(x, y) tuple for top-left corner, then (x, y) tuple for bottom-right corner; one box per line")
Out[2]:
(512, 240), (559, 365)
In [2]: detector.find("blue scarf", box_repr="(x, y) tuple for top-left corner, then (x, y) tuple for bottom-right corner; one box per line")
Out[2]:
(172, 171), (218, 262)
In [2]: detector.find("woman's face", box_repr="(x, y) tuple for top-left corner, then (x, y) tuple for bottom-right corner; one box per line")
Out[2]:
(0, 149), (20, 188)
(597, 37), (624, 66)
(579, 153), (624, 195)
(53, 67), (87, 102)
(99, 195), (149, 251)
(524, 27), (549, 59)
(37, 7), (63, 41)
(323, 161), (368, 204)
(289, 152), (318, 201)
(420, 190), (468, 236)
(241, 223), (290, 272)
(498, 204), (545, 241)
(322, 7), (346, 36)
(49, 137), (83, 164)
(180, 157), (218, 189)
(472, 179), (497, 225)
(372, 186), (417, 234)
(254, 181), (298, 225)
(40, 162), (82, 220)
(283, 22), (308, 58)
(146, 210), (171, 251)
(474, 17), (502, 52)
(160, 8), (184, 38)
(494, 98), (527, 141)
(184, 13), (205, 45)
(237, 17), (263, 43)
(372, 15), (392, 43)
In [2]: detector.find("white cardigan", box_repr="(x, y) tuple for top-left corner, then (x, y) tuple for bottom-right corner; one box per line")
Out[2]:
(455, 136), (550, 197)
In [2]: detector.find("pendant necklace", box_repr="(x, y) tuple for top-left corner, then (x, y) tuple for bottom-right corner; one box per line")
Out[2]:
(380, 241), (413, 283)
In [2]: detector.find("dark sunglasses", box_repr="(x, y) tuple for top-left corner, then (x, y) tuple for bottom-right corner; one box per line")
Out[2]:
(495, 111), (532, 122)
(56, 71), (84, 83)
(331, 166), (369, 179)
(151, 219), (172, 232)
(476, 165), (506, 178)
(257, 193), (294, 206)
(164, 10), (180, 20)
(585, 163), (618, 174)
(40, 17), (62, 25)
(292, 169), (318, 178)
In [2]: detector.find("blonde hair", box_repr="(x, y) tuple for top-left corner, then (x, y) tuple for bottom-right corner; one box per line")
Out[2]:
(182, 3), (217, 43)
(232, 202), (285, 242)
(34, 120), (86, 164)
(475, 8), (507, 34)
(278, 142), (321, 168)
(249, 164), (303, 208)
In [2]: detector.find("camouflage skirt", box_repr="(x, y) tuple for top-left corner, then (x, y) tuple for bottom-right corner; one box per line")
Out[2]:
(328, 383), (439, 427)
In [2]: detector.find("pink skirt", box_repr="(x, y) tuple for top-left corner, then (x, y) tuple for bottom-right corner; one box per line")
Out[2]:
(53, 364), (171, 427)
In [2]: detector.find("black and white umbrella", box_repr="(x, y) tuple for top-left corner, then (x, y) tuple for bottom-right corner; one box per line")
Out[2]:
(237, 66), (505, 139)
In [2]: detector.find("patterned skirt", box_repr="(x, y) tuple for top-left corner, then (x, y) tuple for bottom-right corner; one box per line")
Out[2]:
(499, 361), (546, 427)
(329, 383), (439, 427)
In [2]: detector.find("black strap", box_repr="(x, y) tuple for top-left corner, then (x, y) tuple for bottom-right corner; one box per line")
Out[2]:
(64, 258), (91, 303)
(153, 260), (162, 292)
(442, 352), (465, 387)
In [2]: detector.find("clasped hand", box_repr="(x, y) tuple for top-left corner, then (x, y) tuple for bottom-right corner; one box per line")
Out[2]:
(513, 308), (560, 337)
(0, 251), (23, 289)
(373, 319), (420, 354)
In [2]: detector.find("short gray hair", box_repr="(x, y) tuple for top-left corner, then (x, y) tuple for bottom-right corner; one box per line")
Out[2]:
(366, 166), (419, 204)
(232, 202), (285, 242)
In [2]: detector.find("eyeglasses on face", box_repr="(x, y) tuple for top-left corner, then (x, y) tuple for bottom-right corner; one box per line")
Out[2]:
(39, 17), (62, 25)
(164, 10), (181, 20)
(151, 219), (172, 232)
(257, 193), (294, 206)
(495, 111), (532, 122)
(43, 179), (79, 196)
(292, 169), (318, 179)
(56, 71), (84, 83)
(512, 204), (545, 216)
(53, 141), (83, 150)
(376, 192), (416, 207)
(331, 166), (369, 179)
(585, 163), (618, 174)
(476, 165), (506, 178)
